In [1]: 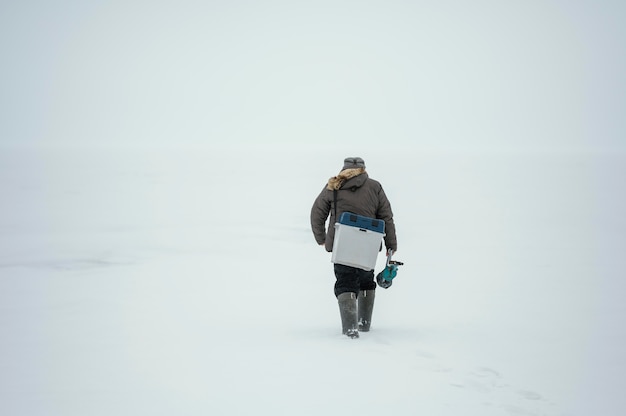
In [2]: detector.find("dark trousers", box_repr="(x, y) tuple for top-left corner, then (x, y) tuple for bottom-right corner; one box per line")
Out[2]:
(334, 264), (376, 297)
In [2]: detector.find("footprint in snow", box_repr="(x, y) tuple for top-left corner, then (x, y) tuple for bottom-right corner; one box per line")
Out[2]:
(518, 390), (543, 401)
(471, 366), (502, 378)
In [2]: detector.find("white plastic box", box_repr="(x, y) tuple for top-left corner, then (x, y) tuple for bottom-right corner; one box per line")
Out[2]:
(331, 212), (385, 271)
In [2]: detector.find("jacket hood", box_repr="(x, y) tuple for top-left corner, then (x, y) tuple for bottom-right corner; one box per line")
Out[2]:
(326, 168), (367, 191)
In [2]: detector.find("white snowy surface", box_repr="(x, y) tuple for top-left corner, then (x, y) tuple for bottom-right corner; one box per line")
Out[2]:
(1, 147), (624, 415)
(2, 1), (625, 413)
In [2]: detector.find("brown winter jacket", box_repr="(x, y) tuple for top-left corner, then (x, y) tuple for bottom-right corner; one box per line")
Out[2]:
(310, 168), (397, 253)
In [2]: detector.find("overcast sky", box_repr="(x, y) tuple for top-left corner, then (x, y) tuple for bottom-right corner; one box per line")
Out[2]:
(1, 0), (624, 151)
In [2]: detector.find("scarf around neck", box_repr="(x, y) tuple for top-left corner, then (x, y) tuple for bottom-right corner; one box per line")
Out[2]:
(326, 168), (366, 191)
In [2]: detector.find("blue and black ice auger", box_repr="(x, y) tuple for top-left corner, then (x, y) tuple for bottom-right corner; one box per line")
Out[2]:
(376, 249), (404, 289)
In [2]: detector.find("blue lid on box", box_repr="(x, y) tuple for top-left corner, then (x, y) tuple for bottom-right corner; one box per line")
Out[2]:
(338, 212), (385, 234)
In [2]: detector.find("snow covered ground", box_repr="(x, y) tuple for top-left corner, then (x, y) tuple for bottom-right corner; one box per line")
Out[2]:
(1, 146), (624, 415)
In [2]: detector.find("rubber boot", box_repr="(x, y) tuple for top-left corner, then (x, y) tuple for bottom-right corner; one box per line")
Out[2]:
(358, 290), (375, 332)
(337, 292), (359, 339)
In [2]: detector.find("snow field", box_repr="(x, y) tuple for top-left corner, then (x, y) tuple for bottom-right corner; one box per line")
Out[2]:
(1, 147), (624, 415)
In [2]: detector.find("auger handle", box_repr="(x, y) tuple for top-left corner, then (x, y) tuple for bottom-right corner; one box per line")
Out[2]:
(385, 249), (404, 267)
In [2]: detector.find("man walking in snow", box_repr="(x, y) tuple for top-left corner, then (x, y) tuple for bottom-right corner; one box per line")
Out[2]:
(310, 157), (397, 338)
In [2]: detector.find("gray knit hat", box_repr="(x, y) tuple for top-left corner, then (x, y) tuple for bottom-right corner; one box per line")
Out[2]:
(342, 157), (366, 170)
